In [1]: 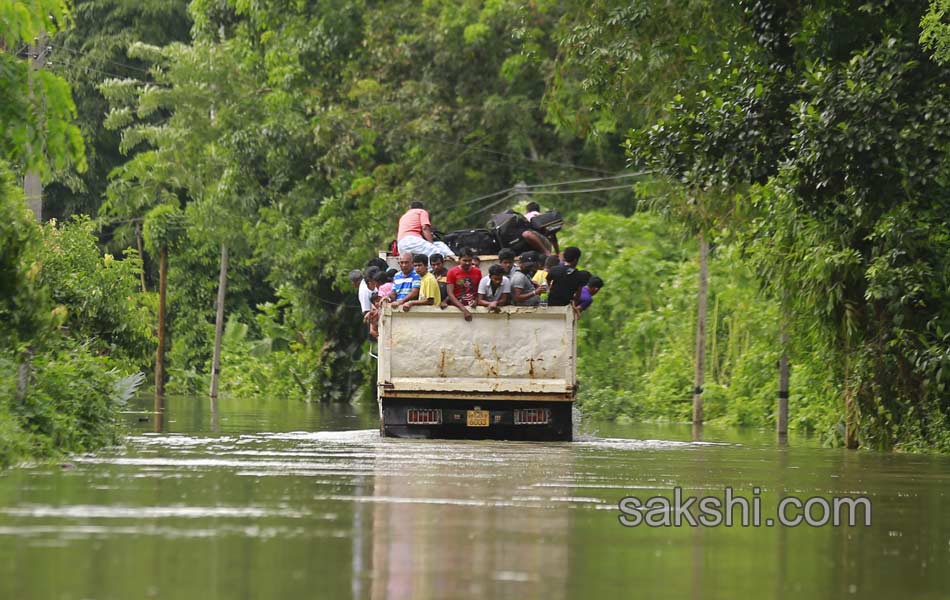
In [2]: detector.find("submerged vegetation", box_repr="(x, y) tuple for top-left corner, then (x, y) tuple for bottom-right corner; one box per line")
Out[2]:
(2, 0), (949, 460)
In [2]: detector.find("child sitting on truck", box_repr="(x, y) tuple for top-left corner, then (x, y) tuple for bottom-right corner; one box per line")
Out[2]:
(365, 269), (392, 338)
(401, 254), (442, 311)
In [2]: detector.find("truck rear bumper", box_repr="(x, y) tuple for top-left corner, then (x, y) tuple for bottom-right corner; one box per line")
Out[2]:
(379, 398), (573, 441)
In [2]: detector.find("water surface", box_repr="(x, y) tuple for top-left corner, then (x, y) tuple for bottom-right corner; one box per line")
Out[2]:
(0, 395), (948, 599)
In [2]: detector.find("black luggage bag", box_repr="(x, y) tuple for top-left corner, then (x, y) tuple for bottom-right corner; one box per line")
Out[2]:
(489, 212), (532, 251)
(530, 210), (563, 234)
(443, 229), (501, 255)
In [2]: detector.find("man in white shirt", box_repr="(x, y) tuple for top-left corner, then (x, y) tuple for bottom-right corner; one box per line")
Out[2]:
(477, 264), (511, 312)
(355, 267), (379, 315)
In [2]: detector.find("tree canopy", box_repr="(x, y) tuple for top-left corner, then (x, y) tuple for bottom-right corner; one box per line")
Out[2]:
(2, 0), (948, 455)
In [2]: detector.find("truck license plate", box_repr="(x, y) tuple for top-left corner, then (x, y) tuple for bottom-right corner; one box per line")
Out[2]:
(466, 410), (490, 427)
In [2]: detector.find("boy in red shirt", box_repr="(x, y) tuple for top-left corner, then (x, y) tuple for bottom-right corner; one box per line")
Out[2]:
(441, 248), (483, 321)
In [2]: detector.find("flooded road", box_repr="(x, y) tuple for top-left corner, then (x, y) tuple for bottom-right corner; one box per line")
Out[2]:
(1, 396), (949, 599)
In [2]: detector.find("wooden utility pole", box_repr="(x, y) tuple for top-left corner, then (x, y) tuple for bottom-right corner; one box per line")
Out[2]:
(154, 246), (168, 416)
(24, 35), (47, 221)
(15, 349), (32, 404)
(777, 332), (790, 441)
(777, 292), (790, 441)
(843, 345), (858, 449)
(692, 230), (709, 425)
(136, 223), (147, 292)
(209, 243), (229, 406)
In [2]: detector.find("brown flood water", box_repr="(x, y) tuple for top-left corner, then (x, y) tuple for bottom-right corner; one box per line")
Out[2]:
(0, 395), (948, 599)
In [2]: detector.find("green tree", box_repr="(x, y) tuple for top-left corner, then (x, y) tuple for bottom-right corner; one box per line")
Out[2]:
(1, 0), (85, 178)
(44, 0), (191, 220)
(629, 1), (950, 448)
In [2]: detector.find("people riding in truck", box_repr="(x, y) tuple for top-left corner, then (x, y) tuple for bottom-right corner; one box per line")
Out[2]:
(533, 254), (560, 291)
(357, 266), (380, 317)
(492, 209), (554, 256)
(401, 254), (442, 312)
(389, 252), (421, 309)
(429, 252), (449, 299)
(442, 247), (482, 321)
(546, 246), (591, 309)
(375, 269), (394, 300)
(396, 201), (457, 260)
(523, 201), (541, 221)
(365, 269), (393, 338)
(497, 248), (517, 276)
(577, 276), (604, 314)
(512, 251), (545, 306)
(477, 264), (511, 313)
(499, 247), (542, 303)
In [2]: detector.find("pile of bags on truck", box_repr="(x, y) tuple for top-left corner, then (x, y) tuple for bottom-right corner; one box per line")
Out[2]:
(441, 209), (563, 255)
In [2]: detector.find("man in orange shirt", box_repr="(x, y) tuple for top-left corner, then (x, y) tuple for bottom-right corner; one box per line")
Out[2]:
(396, 201), (457, 260)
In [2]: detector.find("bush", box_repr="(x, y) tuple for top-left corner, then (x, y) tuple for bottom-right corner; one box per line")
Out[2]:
(0, 170), (148, 465)
(38, 217), (155, 366)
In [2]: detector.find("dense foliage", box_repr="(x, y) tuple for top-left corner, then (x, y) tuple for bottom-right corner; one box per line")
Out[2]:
(0, 2), (150, 465)
(2, 0), (949, 457)
(0, 163), (150, 465)
(615, 1), (950, 450)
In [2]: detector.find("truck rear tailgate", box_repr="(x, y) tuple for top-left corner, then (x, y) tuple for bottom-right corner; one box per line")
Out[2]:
(377, 305), (576, 400)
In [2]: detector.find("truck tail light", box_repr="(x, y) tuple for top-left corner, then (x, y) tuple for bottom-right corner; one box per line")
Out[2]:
(407, 408), (442, 425)
(514, 408), (550, 425)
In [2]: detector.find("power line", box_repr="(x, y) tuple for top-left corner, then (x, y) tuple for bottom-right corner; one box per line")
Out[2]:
(451, 186), (516, 208)
(52, 49), (170, 86)
(464, 193), (518, 217)
(52, 53), (145, 83)
(521, 183), (638, 195)
(51, 43), (152, 75)
(458, 179), (640, 222)
(447, 170), (652, 209)
(519, 170), (653, 189)
(415, 135), (615, 175)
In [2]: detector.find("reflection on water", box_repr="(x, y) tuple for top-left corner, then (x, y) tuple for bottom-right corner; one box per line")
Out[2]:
(0, 395), (948, 599)
(367, 441), (573, 600)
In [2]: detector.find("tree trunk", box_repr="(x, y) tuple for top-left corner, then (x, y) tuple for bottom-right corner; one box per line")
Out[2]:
(844, 393), (858, 448)
(842, 327), (859, 448)
(136, 223), (147, 292)
(209, 243), (229, 407)
(154, 246), (168, 416)
(692, 231), (709, 425)
(844, 360), (859, 449)
(777, 329), (790, 441)
(15, 348), (32, 404)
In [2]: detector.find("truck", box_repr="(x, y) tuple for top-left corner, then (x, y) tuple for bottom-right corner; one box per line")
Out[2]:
(376, 304), (577, 441)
